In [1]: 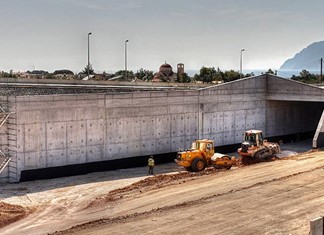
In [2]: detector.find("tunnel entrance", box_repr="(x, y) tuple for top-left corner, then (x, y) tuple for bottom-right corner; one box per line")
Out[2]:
(266, 100), (324, 148)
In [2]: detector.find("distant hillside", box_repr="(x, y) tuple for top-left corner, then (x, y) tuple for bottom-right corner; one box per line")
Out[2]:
(280, 41), (324, 70)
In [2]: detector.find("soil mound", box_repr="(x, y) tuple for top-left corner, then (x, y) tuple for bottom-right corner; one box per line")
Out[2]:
(0, 201), (31, 228)
(85, 168), (227, 209)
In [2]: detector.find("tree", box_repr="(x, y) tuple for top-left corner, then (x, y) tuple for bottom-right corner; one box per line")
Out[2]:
(27, 70), (48, 75)
(194, 67), (244, 83)
(291, 69), (318, 84)
(114, 70), (134, 80)
(266, 68), (275, 74)
(223, 70), (240, 82)
(53, 69), (74, 75)
(244, 72), (255, 77)
(45, 73), (55, 79)
(82, 64), (94, 75)
(176, 72), (191, 83)
(214, 67), (224, 82)
(193, 66), (218, 83)
(135, 68), (153, 81)
(0, 71), (17, 78)
(300, 69), (311, 78)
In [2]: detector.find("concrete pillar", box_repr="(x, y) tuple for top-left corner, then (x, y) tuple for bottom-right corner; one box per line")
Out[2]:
(310, 216), (323, 235)
(313, 110), (324, 148)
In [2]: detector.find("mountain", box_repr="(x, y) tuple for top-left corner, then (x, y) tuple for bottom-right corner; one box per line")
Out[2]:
(280, 41), (324, 70)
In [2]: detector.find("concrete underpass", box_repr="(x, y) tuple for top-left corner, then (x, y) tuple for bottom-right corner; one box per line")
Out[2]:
(0, 74), (324, 182)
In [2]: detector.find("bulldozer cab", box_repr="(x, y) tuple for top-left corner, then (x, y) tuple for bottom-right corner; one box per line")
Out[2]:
(244, 130), (264, 147)
(191, 140), (214, 157)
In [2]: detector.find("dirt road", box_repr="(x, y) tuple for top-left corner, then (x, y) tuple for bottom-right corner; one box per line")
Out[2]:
(1, 145), (324, 234)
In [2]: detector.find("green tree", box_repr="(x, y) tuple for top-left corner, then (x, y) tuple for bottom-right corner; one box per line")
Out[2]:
(266, 68), (275, 74)
(244, 72), (255, 77)
(214, 67), (224, 82)
(135, 68), (153, 81)
(1, 71), (17, 78)
(115, 70), (134, 80)
(53, 69), (74, 75)
(291, 69), (318, 84)
(45, 73), (55, 79)
(82, 64), (94, 75)
(223, 70), (240, 82)
(193, 66), (218, 83)
(176, 72), (191, 83)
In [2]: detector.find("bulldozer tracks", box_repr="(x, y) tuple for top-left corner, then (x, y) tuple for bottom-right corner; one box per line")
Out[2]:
(50, 162), (324, 235)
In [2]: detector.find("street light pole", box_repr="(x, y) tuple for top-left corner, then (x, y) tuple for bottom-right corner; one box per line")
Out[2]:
(240, 48), (245, 79)
(125, 39), (129, 79)
(320, 58), (323, 83)
(88, 32), (92, 79)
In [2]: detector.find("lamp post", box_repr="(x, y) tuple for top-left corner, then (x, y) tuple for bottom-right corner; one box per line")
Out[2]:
(320, 58), (323, 83)
(125, 39), (129, 79)
(87, 32), (92, 78)
(240, 48), (245, 79)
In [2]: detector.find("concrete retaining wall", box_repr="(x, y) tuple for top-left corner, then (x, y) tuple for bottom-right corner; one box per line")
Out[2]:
(1, 74), (324, 182)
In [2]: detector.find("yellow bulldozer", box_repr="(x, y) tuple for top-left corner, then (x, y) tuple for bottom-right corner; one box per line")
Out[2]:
(237, 130), (281, 164)
(175, 139), (236, 172)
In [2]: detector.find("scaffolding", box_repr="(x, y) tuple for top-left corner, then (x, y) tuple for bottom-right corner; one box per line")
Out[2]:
(0, 78), (17, 182)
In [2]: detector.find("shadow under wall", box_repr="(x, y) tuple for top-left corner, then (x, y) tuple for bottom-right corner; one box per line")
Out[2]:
(19, 131), (314, 182)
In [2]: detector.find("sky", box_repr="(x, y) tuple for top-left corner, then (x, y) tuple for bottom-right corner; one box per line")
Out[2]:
(1, 0), (324, 74)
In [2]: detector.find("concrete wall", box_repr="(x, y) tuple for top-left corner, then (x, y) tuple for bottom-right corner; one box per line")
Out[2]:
(1, 91), (202, 182)
(0, 76), (269, 182)
(267, 75), (324, 102)
(1, 74), (324, 182)
(199, 76), (267, 146)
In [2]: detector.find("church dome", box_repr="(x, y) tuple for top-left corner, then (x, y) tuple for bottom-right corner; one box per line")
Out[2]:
(159, 63), (173, 76)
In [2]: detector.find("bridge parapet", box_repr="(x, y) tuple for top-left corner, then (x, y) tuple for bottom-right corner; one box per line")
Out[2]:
(266, 75), (324, 102)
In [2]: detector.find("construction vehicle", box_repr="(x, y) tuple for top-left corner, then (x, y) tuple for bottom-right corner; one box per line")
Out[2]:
(175, 139), (236, 172)
(237, 130), (281, 164)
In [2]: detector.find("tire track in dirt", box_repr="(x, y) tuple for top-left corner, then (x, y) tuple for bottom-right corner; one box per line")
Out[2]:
(50, 163), (324, 235)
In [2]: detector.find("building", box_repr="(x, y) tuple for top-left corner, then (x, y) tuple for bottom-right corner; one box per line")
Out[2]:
(152, 62), (185, 82)
(177, 63), (184, 77)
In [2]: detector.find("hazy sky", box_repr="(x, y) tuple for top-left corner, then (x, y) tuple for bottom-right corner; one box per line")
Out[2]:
(1, 0), (324, 73)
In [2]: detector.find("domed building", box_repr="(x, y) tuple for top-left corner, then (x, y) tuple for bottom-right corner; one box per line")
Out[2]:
(152, 62), (177, 82)
(159, 63), (173, 77)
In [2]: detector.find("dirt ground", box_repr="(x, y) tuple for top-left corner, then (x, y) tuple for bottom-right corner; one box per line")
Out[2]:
(1, 141), (324, 235)
(0, 202), (32, 228)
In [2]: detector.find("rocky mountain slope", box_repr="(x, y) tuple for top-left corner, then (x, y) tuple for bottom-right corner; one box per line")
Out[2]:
(280, 41), (324, 70)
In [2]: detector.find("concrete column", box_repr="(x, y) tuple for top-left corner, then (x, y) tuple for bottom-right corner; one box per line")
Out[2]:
(313, 109), (324, 148)
(310, 216), (323, 235)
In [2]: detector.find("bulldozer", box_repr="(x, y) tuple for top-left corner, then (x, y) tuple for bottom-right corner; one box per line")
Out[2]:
(237, 130), (281, 164)
(175, 139), (236, 172)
